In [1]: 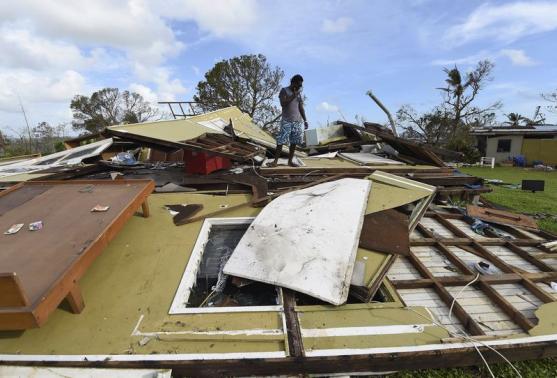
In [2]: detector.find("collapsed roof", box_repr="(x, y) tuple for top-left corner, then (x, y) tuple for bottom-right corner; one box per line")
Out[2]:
(0, 107), (555, 376)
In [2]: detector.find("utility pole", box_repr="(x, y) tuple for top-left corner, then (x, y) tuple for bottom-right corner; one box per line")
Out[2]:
(18, 95), (33, 153)
(366, 90), (398, 136)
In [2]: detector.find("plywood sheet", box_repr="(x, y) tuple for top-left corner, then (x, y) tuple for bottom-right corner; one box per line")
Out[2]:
(224, 178), (371, 305)
(0, 180), (154, 329)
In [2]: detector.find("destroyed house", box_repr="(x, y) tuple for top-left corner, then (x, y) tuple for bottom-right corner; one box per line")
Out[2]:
(0, 107), (556, 377)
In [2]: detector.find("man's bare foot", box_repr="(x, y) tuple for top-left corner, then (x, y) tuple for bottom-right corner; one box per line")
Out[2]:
(288, 161), (298, 167)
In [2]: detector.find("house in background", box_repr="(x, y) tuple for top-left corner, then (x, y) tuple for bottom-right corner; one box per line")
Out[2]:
(471, 125), (557, 165)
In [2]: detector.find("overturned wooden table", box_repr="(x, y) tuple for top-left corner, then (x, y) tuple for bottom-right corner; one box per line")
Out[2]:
(0, 180), (154, 330)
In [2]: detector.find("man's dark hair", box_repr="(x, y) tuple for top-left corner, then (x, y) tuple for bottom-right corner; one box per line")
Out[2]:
(291, 74), (303, 84)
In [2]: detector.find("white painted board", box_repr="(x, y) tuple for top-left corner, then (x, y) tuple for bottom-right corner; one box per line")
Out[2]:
(223, 178), (371, 305)
(340, 152), (404, 165)
(0, 366), (171, 377)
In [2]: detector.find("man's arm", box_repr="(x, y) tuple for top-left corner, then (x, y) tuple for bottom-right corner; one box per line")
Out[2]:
(299, 101), (308, 129)
(279, 88), (299, 107)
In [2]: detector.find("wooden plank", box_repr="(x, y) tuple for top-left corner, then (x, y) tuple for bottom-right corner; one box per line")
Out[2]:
(467, 205), (538, 230)
(7, 342), (557, 376)
(141, 199), (150, 218)
(65, 284), (85, 314)
(0, 273), (29, 307)
(0, 179), (155, 330)
(282, 289), (304, 357)
(359, 209), (410, 256)
(506, 242), (554, 272)
(477, 281), (535, 331)
(404, 250), (485, 335)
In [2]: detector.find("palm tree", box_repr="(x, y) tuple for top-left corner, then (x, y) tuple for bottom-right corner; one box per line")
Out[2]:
(503, 112), (526, 127)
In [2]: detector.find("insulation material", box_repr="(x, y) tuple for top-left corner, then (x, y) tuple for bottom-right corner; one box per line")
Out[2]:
(224, 178), (371, 305)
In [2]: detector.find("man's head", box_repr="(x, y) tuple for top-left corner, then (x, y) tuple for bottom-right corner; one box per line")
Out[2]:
(290, 74), (303, 91)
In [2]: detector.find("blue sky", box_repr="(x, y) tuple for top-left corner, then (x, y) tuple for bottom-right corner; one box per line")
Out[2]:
(1, 0), (557, 136)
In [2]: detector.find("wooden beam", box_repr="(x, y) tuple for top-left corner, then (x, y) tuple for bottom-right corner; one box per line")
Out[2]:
(0, 273), (29, 307)
(477, 281), (535, 331)
(65, 284), (85, 314)
(141, 199), (150, 218)
(282, 289), (304, 357)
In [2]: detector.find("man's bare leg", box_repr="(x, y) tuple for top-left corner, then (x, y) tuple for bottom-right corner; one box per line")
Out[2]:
(268, 144), (282, 167)
(288, 144), (297, 166)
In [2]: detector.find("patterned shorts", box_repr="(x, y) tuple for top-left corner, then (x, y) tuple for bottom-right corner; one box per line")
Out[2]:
(276, 120), (303, 146)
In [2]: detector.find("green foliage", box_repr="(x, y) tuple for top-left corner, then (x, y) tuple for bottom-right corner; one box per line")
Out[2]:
(397, 60), (500, 159)
(194, 54), (284, 131)
(70, 88), (159, 134)
(393, 358), (557, 377)
(54, 141), (66, 152)
(445, 125), (481, 163)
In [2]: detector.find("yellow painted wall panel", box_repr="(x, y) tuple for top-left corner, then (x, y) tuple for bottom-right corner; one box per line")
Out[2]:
(522, 139), (557, 165)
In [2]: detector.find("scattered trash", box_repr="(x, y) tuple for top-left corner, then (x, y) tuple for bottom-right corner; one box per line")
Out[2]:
(485, 179), (503, 184)
(473, 261), (496, 275)
(79, 185), (94, 193)
(533, 164), (553, 171)
(155, 183), (196, 193)
(4, 224), (24, 235)
(109, 172), (124, 180)
(138, 337), (152, 347)
(28, 221), (43, 231)
(551, 282), (557, 292)
(91, 205), (110, 212)
(165, 204), (204, 226)
(542, 241), (557, 252)
(112, 151), (138, 165)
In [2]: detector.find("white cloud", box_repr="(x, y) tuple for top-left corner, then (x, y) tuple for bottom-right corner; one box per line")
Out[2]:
(432, 49), (536, 67)
(0, 70), (85, 112)
(321, 17), (353, 33)
(156, 0), (259, 37)
(499, 49), (536, 66)
(445, 2), (557, 46)
(432, 50), (492, 66)
(317, 101), (339, 113)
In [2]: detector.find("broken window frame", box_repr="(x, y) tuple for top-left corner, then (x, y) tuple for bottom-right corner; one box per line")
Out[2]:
(169, 217), (285, 314)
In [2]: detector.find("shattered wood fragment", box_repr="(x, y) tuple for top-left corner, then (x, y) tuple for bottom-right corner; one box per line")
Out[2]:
(359, 209), (410, 256)
(166, 204), (204, 226)
(467, 205), (538, 230)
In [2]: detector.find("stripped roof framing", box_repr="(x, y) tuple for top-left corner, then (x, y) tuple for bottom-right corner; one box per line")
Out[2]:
(390, 210), (557, 337)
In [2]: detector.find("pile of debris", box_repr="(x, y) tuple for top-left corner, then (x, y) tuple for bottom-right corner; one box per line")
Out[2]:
(1, 106), (556, 377)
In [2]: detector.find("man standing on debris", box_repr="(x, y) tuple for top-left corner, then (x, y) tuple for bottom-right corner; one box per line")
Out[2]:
(270, 74), (308, 167)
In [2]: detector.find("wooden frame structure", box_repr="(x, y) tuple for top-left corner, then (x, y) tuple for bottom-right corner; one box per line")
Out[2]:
(390, 210), (557, 337)
(0, 180), (154, 330)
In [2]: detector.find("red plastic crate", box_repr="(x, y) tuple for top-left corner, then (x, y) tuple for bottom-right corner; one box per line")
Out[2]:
(184, 150), (231, 175)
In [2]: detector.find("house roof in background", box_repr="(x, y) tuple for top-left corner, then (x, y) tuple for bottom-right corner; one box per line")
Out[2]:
(471, 124), (557, 136)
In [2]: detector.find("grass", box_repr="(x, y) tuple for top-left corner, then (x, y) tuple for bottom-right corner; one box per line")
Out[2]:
(392, 358), (557, 377)
(392, 166), (557, 376)
(460, 166), (557, 234)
